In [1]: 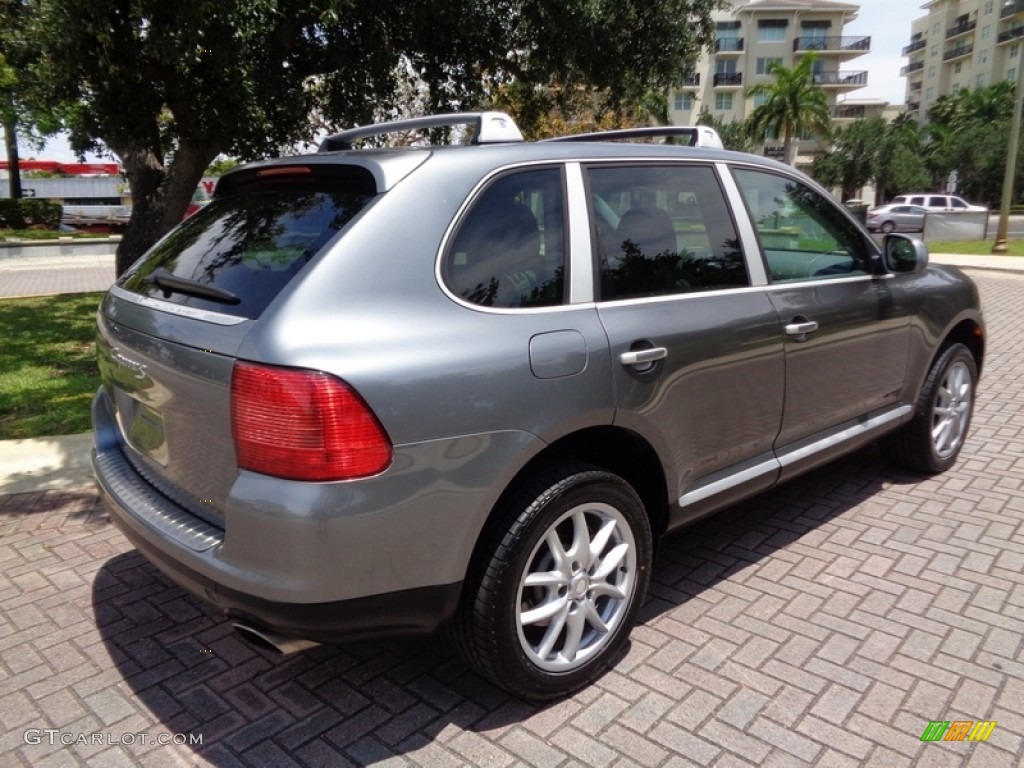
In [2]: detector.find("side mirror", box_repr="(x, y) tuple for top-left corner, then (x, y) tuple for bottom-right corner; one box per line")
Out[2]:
(883, 234), (929, 274)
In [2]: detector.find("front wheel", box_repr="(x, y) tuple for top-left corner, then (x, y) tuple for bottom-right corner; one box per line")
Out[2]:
(455, 464), (653, 700)
(882, 342), (977, 473)
(880, 220), (895, 234)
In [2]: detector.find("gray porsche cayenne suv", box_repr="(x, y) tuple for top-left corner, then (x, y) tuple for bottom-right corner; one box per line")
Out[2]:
(92, 112), (984, 700)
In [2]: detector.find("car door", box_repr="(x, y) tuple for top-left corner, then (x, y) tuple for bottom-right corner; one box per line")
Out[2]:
(730, 167), (912, 480)
(586, 162), (785, 524)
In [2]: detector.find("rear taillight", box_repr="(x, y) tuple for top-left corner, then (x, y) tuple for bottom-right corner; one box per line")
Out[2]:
(231, 362), (392, 481)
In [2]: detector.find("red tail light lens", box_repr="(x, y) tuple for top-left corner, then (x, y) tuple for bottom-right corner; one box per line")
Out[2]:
(231, 362), (392, 481)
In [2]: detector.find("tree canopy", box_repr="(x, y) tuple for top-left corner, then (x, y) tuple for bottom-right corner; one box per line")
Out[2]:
(24, 0), (720, 273)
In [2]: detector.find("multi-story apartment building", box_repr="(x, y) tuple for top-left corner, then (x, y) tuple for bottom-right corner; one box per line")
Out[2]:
(902, 0), (1024, 122)
(668, 0), (872, 160)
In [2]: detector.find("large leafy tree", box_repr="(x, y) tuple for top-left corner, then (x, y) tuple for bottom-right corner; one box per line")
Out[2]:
(745, 52), (832, 166)
(811, 117), (886, 201)
(923, 82), (1020, 204)
(27, 0), (720, 274)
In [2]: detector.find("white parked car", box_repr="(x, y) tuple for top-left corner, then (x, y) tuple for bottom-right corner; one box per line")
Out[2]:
(889, 194), (986, 212)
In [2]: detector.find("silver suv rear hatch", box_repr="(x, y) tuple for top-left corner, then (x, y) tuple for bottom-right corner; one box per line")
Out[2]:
(95, 163), (380, 528)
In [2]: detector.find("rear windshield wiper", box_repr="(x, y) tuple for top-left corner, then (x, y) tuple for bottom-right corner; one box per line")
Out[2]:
(145, 267), (241, 305)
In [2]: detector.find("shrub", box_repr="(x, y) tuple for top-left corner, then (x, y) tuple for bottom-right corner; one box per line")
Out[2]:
(0, 198), (63, 229)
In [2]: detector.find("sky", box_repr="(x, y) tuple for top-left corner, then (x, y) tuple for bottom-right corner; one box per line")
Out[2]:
(14, 0), (923, 164)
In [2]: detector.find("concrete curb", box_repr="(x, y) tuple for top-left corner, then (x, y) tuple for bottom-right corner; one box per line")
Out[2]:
(0, 433), (96, 495)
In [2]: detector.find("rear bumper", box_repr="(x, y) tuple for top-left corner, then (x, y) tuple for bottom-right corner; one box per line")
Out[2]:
(91, 389), (463, 642)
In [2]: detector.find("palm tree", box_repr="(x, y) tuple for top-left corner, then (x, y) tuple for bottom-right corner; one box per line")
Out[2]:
(746, 52), (832, 166)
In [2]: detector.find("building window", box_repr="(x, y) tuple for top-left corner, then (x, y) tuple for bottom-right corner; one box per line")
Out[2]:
(931, 45), (938, 57)
(980, 49), (989, 64)
(926, 87), (936, 99)
(715, 93), (734, 110)
(954, 62), (962, 74)
(1012, 44), (1020, 59)
(1010, 68), (1018, 82)
(953, 83), (962, 94)
(977, 74), (987, 87)
(756, 57), (784, 74)
(933, 23), (941, 35)
(982, 25), (991, 40)
(674, 92), (694, 111)
(985, 1), (994, 14)
(928, 65), (937, 79)
(758, 19), (787, 42)
(753, 92), (768, 107)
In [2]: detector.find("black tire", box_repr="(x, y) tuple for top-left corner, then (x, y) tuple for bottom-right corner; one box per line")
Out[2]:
(455, 463), (653, 700)
(880, 220), (895, 234)
(882, 343), (977, 473)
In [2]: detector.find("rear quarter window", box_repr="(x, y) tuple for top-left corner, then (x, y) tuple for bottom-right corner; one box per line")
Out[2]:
(119, 166), (377, 319)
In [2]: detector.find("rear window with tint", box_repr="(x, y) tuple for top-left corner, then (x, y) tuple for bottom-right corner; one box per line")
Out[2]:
(119, 166), (377, 319)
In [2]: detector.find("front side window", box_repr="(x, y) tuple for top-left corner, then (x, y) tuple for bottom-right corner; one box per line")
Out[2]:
(586, 164), (748, 301)
(929, 196), (948, 207)
(732, 169), (872, 282)
(443, 168), (565, 308)
(950, 198), (968, 209)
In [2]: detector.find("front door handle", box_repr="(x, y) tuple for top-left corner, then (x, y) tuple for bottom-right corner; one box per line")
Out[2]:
(785, 320), (819, 337)
(619, 347), (668, 366)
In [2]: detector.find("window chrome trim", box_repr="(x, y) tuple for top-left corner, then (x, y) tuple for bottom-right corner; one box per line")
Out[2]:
(107, 285), (249, 326)
(717, 162), (768, 286)
(564, 162), (595, 304)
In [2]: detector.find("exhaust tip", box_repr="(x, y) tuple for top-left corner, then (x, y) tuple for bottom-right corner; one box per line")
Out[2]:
(233, 622), (320, 655)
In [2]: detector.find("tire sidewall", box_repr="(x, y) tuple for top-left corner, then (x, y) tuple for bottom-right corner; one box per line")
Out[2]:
(919, 344), (977, 472)
(489, 470), (652, 697)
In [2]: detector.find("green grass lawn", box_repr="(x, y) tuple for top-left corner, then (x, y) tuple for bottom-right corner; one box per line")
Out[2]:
(0, 228), (113, 241)
(0, 292), (104, 440)
(927, 240), (1024, 256)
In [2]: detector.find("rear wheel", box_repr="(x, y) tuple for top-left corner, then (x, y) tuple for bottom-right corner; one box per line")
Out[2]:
(455, 464), (652, 700)
(882, 343), (977, 473)
(880, 220), (895, 234)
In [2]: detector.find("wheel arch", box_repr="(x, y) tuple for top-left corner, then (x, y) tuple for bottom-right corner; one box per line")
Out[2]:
(939, 318), (985, 380)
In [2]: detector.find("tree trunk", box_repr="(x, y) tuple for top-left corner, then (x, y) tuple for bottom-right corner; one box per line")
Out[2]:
(3, 113), (22, 200)
(782, 128), (796, 167)
(115, 143), (219, 276)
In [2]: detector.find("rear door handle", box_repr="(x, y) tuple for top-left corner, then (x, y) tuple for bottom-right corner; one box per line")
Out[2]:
(785, 321), (819, 336)
(619, 347), (667, 366)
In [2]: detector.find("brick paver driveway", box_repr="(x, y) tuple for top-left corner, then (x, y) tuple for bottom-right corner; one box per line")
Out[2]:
(2, 273), (1022, 768)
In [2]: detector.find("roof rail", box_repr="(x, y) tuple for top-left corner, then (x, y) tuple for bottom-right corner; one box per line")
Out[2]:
(544, 126), (724, 149)
(319, 111), (524, 152)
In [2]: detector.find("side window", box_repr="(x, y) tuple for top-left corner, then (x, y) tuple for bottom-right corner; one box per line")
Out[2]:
(443, 168), (565, 308)
(950, 197), (968, 209)
(732, 168), (872, 282)
(586, 164), (748, 301)
(910, 196), (925, 206)
(929, 196), (948, 208)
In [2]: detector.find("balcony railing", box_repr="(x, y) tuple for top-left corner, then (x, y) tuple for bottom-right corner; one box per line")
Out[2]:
(909, 80), (923, 92)
(714, 37), (744, 53)
(900, 60), (925, 76)
(946, 20), (977, 39)
(902, 38), (927, 55)
(906, 101), (921, 112)
(793, 35), (871, 53)
(833, 104), (866, 119)
(943, 43), (974, 61)
(998, 26), (1024, 43)
(681, 73), (701, 86)
(812, 70), (868, 87)
(713, 72), (743, 87)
